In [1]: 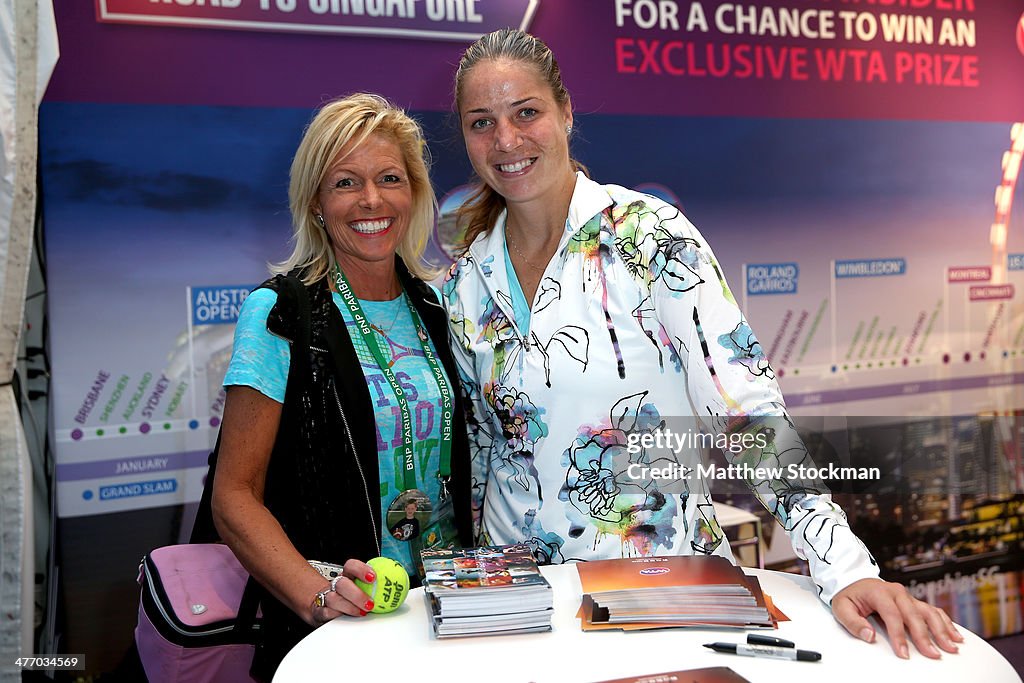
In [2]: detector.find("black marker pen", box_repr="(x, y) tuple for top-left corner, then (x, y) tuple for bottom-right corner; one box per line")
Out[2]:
(704, 642), (822, 662)
(747, 634), (796, 648)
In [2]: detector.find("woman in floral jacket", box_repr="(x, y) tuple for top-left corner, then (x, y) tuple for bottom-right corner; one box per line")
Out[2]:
(441, 28), (962, 660)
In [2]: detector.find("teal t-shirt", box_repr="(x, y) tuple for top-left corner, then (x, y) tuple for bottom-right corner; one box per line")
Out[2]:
(224, 287), (458, 577)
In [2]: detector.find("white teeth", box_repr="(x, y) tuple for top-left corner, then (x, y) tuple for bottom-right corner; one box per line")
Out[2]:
(350, 219), (391, 234)
(498, 158), (534, 173)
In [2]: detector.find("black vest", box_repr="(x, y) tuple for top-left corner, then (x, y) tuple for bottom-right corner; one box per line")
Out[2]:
(198, 259), (473, 680)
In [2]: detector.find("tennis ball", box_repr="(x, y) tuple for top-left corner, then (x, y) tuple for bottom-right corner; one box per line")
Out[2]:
(355, 557), (410, 613)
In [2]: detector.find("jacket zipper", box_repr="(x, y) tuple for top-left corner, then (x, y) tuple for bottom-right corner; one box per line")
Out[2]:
(466, 246), (533, 352)
(327, 378), (381, 556)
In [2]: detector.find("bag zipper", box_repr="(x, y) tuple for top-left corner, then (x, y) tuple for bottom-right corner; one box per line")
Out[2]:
(142, 555), (242, 639)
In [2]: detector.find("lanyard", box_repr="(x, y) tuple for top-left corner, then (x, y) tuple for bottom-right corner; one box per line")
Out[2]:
(331, 263), (453, 493)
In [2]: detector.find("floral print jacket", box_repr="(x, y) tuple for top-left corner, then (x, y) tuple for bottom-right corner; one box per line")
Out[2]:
(442, 173), (878, 603)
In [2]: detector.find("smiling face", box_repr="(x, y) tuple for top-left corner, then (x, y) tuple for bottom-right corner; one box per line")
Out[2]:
(314, 133), (412, 279)
(459, 58), (575, 214)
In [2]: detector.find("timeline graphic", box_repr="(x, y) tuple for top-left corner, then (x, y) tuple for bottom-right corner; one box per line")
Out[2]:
(44, 109), (1024, 517)
(53, 285), (245, 516)
(741, 123), (1023, 413)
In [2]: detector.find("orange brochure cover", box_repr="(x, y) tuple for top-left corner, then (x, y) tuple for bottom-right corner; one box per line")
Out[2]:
(577, 556), (767, 605)
(577, 556), (748, 592)
(762, 591), (789, 622)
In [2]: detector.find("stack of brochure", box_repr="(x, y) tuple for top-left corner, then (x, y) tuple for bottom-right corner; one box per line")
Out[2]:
(576, 556), (775, 631)
(420, 544), (553, 638)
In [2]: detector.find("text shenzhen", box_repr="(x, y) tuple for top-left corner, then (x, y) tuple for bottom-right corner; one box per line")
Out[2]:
(834, 257), (906, 278)
(99, 478), (177, 500)
(190, 285), (254, 325)
(746, 262), (798, 295)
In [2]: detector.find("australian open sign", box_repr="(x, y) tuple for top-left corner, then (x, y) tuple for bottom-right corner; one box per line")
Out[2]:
(96, 0), (538, 41)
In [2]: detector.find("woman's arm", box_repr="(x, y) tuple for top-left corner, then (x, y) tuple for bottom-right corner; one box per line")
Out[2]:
(212, 385), (376, 626)
(642, 202), (961, 658)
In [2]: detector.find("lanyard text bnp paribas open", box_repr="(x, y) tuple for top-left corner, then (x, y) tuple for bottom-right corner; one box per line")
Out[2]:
(331, 262), (453, 537)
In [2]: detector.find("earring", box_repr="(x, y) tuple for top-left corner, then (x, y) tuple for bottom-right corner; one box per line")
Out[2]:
(566, 124), (572, 135)
(314, 213), (325, 228)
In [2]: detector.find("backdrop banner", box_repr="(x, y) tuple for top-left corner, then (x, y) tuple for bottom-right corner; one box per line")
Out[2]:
(40, 0), (1024, 673)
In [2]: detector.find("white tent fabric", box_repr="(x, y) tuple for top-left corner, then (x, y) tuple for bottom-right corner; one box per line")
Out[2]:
(0, 0), (57, 677)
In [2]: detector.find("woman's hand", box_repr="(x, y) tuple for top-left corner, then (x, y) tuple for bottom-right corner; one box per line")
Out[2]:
(832, 577), (965, 659)
(309, 559), (378, 626)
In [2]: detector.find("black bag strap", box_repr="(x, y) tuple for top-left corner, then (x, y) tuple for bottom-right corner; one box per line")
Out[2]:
(190, 429), (221, 544)
(276, 273), (313, 390)
(234, 575), (262, 635)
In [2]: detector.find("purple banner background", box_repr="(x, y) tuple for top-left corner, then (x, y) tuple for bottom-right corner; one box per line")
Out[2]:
(48, 1), (1024, 121)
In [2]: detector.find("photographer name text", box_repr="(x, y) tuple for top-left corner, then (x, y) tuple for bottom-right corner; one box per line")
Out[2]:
(626, 461), (881, 481)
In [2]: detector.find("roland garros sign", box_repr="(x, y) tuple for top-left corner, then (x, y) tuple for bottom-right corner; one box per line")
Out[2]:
(96, 0), (538, 41)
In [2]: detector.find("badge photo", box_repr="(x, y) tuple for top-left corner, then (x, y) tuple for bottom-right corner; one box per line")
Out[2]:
(387, 489), (431, 542)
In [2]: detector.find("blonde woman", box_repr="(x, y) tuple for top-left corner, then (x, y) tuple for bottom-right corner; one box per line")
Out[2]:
(205, 94), (471, 679)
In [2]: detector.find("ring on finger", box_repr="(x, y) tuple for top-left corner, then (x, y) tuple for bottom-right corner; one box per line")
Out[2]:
(314, 584), (336, 609)
(311, 589), (331, 610)
(330, 576), (342, 591)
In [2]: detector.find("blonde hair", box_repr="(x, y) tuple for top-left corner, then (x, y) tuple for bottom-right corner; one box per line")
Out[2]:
(453, 29), (585, 250)
(275, 93), (439, 283)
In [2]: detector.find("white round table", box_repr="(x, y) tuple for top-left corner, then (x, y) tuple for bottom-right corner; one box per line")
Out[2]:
(274, 564), (1021, 683)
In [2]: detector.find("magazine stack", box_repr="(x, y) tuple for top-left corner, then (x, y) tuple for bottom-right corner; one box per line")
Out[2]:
(576, 555), (776, 631)
(420, 544), (553, 638)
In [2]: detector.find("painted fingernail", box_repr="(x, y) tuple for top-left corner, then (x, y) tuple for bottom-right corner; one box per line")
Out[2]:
(365, 600), (375, 611)
(359, 609), (368, 616)
(899, 644), (909, 659)
(365, 571), (376, 582)
(859, 628), (874, 643)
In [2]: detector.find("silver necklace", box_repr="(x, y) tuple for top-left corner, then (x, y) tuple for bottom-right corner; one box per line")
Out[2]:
(369, 294), (406, 338)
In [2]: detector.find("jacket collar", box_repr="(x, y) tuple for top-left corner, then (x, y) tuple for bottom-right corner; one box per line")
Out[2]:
(567, 171), (614, 236)
(467, 171), (613, 263)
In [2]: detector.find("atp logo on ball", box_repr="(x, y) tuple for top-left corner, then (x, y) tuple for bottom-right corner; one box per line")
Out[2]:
(379, 574), (406, 610)
(356, 557), (410, 614)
